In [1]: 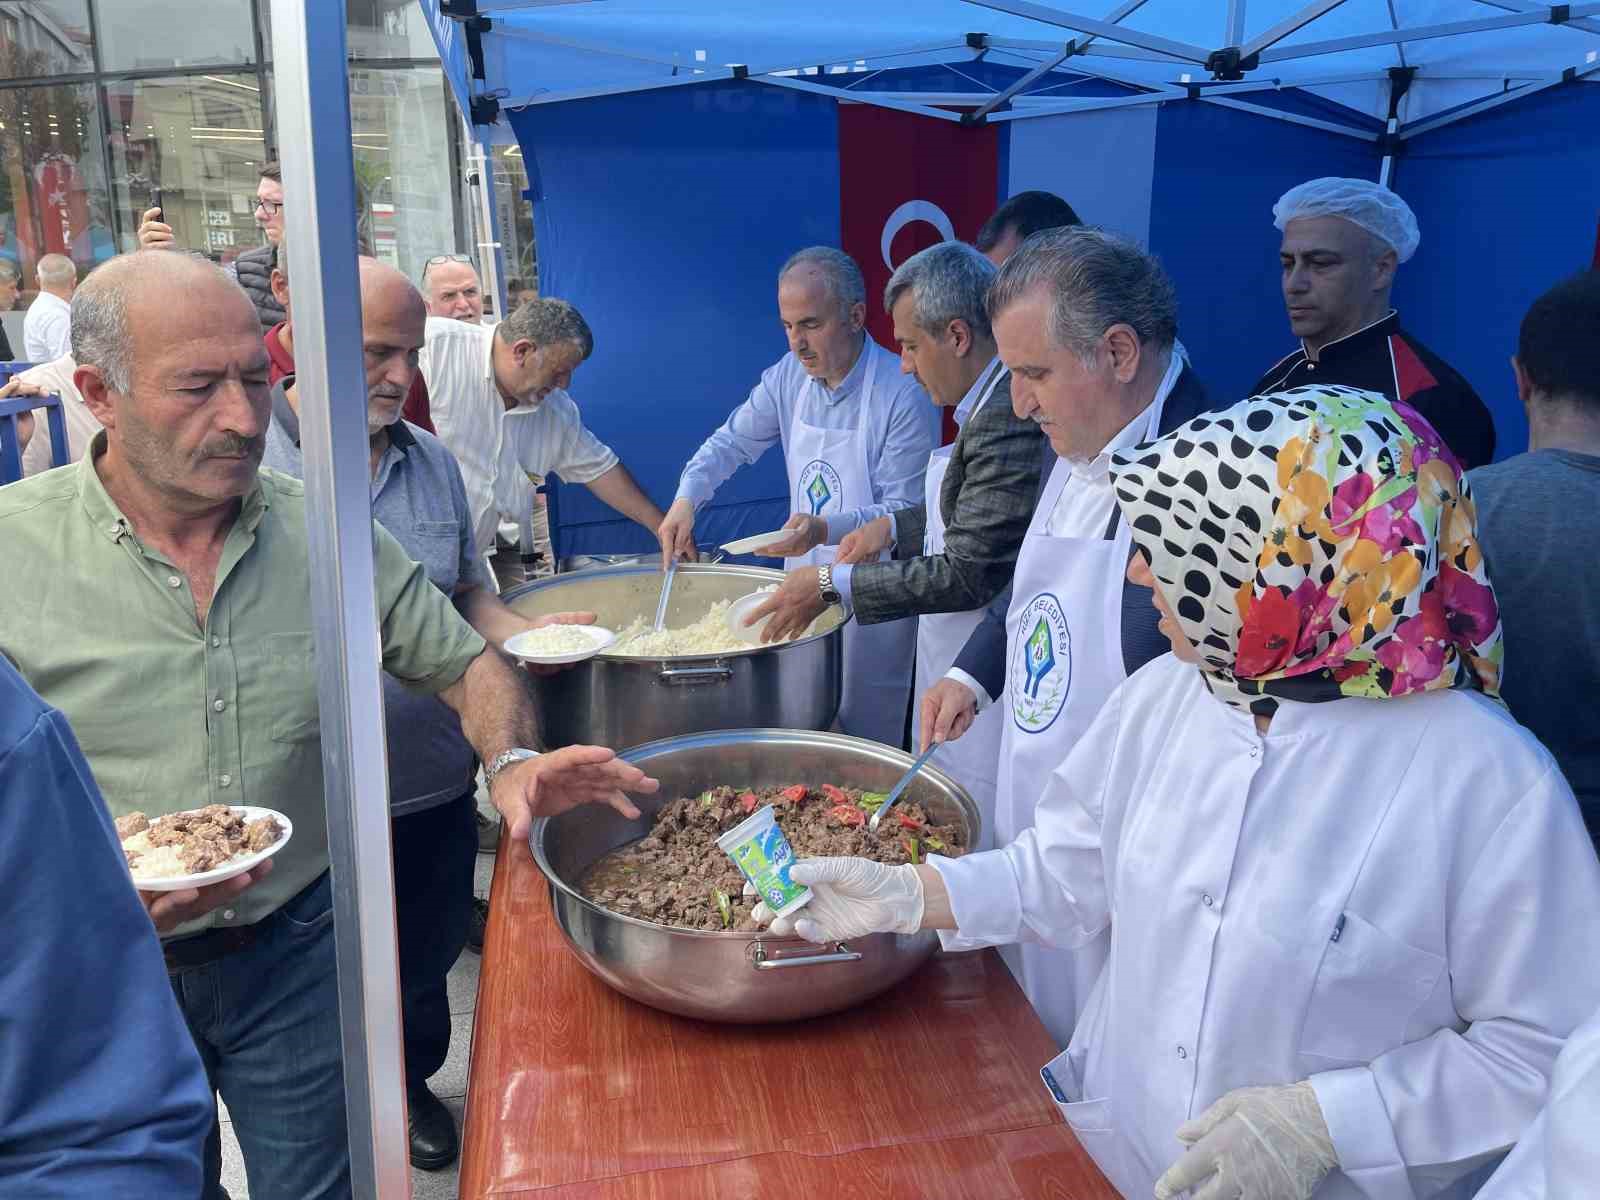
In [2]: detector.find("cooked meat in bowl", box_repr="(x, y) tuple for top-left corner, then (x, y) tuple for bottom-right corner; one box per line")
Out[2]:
(579, 783), (966, 931)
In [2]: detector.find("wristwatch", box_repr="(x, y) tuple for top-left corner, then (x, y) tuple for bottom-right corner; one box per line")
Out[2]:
(817, 564), (842, 606)
(485, 747), (539, 786)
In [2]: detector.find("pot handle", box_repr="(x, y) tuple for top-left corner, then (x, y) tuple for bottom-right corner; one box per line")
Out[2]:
(749, 940), (862, 970)
(658, 664), (734, 685)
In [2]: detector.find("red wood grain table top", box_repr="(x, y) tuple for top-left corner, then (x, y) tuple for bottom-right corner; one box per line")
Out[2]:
(460, 832), (1120, 1199)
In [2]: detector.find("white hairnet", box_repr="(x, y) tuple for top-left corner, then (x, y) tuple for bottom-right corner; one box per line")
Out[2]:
(1272, 177), (1420, 263)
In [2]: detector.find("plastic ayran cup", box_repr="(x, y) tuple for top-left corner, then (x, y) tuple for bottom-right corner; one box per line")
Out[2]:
(716, 804), (812, 917)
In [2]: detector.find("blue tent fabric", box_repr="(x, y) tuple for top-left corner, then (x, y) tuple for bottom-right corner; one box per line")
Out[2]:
(1394, 81), (1600, 456)
(511, 80), (842, 556)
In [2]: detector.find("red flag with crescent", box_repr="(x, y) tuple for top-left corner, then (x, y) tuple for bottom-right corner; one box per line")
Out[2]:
(838, 105), (999, 442)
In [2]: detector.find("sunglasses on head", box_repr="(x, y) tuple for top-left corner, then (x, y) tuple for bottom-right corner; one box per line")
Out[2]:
(425, 254), (474, 269)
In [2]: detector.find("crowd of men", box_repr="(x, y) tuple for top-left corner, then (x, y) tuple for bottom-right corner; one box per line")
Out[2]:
(0, 165), (1596, 1199)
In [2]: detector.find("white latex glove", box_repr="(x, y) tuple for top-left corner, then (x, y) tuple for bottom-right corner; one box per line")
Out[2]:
(748, 857), (925, 944)
(1154, 1081), (1337, 1200)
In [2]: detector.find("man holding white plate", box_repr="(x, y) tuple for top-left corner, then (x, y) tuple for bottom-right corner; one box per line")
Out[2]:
(0, 252), (659, 1200)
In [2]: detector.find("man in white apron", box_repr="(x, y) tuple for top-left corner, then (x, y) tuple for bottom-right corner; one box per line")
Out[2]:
(752, 242), (1045, 844)
(923, 228), (1212, 1047)
(659, 247), (938, 746)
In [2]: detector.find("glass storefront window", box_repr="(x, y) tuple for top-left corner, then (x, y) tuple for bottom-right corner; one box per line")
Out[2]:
(0, 80), (113, 299)
(104, 73), (268, 268)
(97, 0), (255, 72)
(0, 2), (94, 79)
(493, 145), (537, 298)
(260, 0), (441, 65)
(348, 65), (454, 284)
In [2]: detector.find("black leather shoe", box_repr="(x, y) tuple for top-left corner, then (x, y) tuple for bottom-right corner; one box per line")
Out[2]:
(476, 810), (499, 854)
(466, 897), (488, 954)
(407, 1083), (458, 1171)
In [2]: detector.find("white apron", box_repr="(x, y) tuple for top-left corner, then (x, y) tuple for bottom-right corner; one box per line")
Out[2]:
(786, 349), (919, 748)
(913, 362), (1007, 850)
(994, 385), (1169, 1049)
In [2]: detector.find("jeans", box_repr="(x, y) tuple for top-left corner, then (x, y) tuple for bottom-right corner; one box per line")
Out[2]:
(392, 790), (478, 1086)
(169, 872), (350, 1200)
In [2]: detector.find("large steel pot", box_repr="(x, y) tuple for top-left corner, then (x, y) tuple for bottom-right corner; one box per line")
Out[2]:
(531, 729), (981, 1023)
(502, 564), (845, 749)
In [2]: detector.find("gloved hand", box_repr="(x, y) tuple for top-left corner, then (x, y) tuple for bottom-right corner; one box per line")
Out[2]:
(1153, 1081), (1337, 1200)
(748, 857), (925, 944)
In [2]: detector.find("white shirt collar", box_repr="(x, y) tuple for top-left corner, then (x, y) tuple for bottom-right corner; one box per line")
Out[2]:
(814, 338), (870, 406)
(1079, 347), (1184, 481)
(953, 356), (1004, 429)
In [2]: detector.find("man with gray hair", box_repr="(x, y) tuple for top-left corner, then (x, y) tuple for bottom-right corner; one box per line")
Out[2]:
(659, 246), (939, 747)
(921, 226), (1212, 1046)
(22, 253), (76, 362)
(1254, 176), (1495, 466)
(750, 241), (1043, 822)
(0, 251), (658, 1198)
(0, 259), (19, 360)
(421, 295), (665, 558)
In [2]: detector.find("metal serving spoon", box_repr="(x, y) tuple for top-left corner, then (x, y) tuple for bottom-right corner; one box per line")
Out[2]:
(651, 556), (679, 632)
(868, 742), (940, 833)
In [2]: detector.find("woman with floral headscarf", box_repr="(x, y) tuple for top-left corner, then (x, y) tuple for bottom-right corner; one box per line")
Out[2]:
(754, 386), (1600, 1200)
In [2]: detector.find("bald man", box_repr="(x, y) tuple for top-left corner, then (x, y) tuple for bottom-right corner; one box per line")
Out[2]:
(261, 259), (593, 1169)
(0, 252), (657, 1197)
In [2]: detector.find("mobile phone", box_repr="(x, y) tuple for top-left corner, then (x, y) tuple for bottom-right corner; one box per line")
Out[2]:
(149, 187), (163, 219)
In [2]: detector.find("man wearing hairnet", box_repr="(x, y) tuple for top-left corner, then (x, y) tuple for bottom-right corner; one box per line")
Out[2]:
(1253, 177), (1496, 467)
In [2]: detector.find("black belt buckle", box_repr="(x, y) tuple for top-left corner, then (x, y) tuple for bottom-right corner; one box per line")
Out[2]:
(163, 923), (260, 972)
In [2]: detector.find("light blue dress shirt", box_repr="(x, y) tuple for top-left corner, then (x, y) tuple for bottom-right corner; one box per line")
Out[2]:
(673, 338), (938, 544)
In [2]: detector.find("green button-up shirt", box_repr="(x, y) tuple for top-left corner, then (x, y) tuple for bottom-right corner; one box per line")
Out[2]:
(0, 440), (487, 931)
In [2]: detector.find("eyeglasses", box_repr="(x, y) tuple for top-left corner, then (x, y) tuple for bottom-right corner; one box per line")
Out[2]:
(254, 198), (284, 216)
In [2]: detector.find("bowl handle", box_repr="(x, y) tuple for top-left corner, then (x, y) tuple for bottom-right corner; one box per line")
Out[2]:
(749, 940), (863, 970)
(658, 664), (734, 686)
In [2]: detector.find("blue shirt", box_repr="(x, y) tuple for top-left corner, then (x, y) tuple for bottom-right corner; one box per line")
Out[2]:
(673, 338), (939, 542)
(0, 657), (211, 1195)
(261, 380), (489, 814)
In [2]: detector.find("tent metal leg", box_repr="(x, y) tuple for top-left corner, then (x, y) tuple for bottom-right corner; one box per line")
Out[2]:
(268, 0), (412, 1195)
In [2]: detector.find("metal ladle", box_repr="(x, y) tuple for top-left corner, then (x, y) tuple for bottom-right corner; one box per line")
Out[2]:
(651, 556), (679, 632)
(868, 742), (940, 833)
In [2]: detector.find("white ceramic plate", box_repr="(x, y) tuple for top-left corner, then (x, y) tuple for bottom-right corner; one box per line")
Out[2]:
(720, 529), (795, 557)
(726, 590), (781, 644)
(126, 806), (294, 893)
(503, 624), (617, 665)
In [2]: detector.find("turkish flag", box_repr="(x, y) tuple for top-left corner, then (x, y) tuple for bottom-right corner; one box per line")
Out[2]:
(838, 105), (999, 442)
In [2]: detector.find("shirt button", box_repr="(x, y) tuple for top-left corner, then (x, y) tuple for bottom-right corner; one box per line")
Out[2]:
(1202, 894), (1214, 908)
(222, 909), (236, 921)
(219, 774), (232, 788)
(211, 636), (221, 648)
(213, 698), (226, 712)
(167, 575), (182, 588)
(1248, 746), (1260, 759)
(106, 522), (120, 536)
(1177, 1045), (1188, 1060)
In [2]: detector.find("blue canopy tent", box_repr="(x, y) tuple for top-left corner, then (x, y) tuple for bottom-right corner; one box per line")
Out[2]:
(420, 2), (1600, 557)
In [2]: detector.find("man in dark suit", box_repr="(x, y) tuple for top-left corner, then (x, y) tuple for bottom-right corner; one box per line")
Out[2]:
(751, 241), (1043, 639)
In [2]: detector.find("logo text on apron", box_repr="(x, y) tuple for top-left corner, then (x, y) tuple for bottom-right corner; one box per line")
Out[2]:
(797, 459), (844, 516)
(1011, 592), (1073, 733)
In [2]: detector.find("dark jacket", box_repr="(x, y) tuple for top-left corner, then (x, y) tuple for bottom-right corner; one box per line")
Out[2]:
(0, 320), (12, 362)
(233, 243), (286, 334)
(950, 361), (1212, 700)
(852, 369), (1046, 624)
(1251, 311), (1495, 468)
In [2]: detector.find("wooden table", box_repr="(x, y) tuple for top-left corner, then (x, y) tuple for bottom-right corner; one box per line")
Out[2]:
(461, 833), (1120, 1199)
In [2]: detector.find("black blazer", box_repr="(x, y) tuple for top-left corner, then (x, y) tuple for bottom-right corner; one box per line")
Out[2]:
(950, 362), (1212, 700)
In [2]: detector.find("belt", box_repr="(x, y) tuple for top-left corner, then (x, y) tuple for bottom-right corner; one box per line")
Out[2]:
(163, 922), (262, 972)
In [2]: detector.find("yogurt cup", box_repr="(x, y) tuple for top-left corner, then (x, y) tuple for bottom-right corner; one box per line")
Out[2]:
(716, 804), (812, 917)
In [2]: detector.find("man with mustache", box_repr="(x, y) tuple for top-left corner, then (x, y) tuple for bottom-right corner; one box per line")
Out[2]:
(260, 257), (586, 1169)
(0, 251), (659, 1200)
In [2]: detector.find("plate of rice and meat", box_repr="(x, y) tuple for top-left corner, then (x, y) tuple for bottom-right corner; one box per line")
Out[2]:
(115, 805), (292, 892)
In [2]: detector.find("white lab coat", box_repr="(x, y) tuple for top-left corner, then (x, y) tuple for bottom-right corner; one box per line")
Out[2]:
(931, 654), (1600, 1200)
(1476, 1003), (1600, 1199)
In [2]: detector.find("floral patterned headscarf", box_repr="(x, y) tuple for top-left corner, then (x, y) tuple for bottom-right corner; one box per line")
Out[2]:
(1108, 385), (1502, 715)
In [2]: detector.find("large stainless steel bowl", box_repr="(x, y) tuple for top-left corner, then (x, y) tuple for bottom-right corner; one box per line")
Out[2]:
(502, 564), (846, 749)
(531, 729), (981, 1023)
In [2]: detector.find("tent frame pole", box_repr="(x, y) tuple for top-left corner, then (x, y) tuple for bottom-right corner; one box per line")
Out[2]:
(268, 0), (412, 1196)
(961, 0), (1215, 62)
(1260, 5), (1600, 64)
(1240, 0), (1351, 58)
(1471, 0), (1600, 37)
(967, 41), (1077, 121)
(1399, 58), (1600, 139)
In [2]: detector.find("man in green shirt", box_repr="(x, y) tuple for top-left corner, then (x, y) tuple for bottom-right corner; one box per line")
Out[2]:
(0, 251), (659, 1200)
